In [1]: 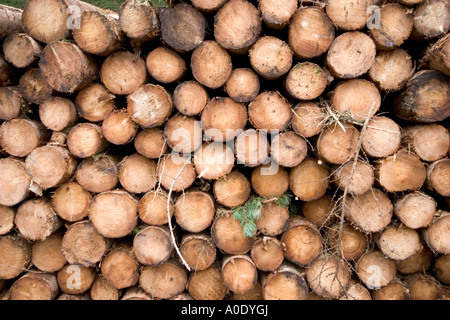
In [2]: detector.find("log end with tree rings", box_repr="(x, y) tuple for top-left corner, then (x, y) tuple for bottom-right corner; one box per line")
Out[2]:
(422, 34), (450, 76)
(0, 234), (31, 280)
(325, 0), (374, 31)
(174, 190), (215, 233)
(401, 124), (450, 162)
(52, 181), (91, 223)
(285, 62), (327, 101)
(3, 32), (43, 69)
(134, 128), (168, 159)
(289, 158), (330, 202)
(250, 236), (284, 272)
(39, 41), (99, 93)
(330, 78), (381, 121)
(0, 87), (27, 121)
(157, 154), (196, 192)
(405, 273), (442, 300)
(100, 50), (148, 96)
(74, 83), (116, 123)
(146, 46), (186, 84)
(224, 68), (260, 103)
(316, 123), (360, 165)
(301, 195), (336, 228)
(118, 153), (158, 194)
(173, 80), (209, 116)
(101, 244), (139, 290)
(164, 113), (202, 154)
(394, 191), (437, 229)
(190, 40), (232, 89)
(179, 233), (216, 271)
(343, 188), (393, 233)
(361, 116), (402, 158)
(255, 202), (289, 237)
(249, 36), (293, 80)
(10, 272), (58, 300)
(194, 142), (235, 180)
(133, 225), (173, 266)
(271, 131), (308, 168)
(90, 275), (120, 300)
(0, 158), (31, 207)
(326, 31), (376, 79)
(39, 97), (78, 132)
(138, 190), (174, 226)
(0, 205), (15, 235)
(235, 129), (270, 168)
(18, 68), (54, 105)
(356, 250), (397, 289)
(67, 122), (107, 158)
(186, 264), (228, 300)
(326, 222), (368, 261)
(261, 262), (309, 300)
(57, 264), (96, 295)
(213, 171), (251, 208)
(371, 278), (409, 300)
(412, 0), (450, 40)
(291, 102), (327, 138)
(288, 6), (335, 59)
(332, 160), (374, 196)
(426, 159), (450, 197)
(127, 83), (172, 129)
(88, 190), (138, 239)
(31, 233), (66, 273)
(214, 0), (262, 54)
(248, 91), (292, 132)
(259, 0), (297, 30)
(102, 108), (138, 146)
(222, 254), (258, 294)
(394, 241), (432, 275)
(251, 164), (289, 198)
(374, 224), (421, 261)
(424, 211), (450, 254)
(75, 155), (118, 194)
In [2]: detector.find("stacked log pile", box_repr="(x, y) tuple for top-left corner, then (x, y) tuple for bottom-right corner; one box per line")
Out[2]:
(0, 0), (449, 300)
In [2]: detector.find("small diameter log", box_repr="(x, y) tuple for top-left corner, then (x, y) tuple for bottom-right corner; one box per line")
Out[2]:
(0, 4), (23, 39)
(375, 224), (421, 261)
(140, 260), (188, 299)
(259, 0), (297, 29)
(160, 3), (206, 53)
(281, 216), (322, 267)
(118, 153), (157, 194)
(249, 36), (293, 80)
(0, 158), (31, 207)
(285, 62), (327, 101)
(133, 225), (173, 266)
(101, 244), (139, 290)
(0, 54), (12, 86)
(157, 154), (196, 192)
(73, 10), (124, 56)
(89, 190), (138, 239)
(289, 158), (330, 202)
(213, 171), (251, 208)
(291, 102), (327, 138)
(422, 34), (450, 76)
(186, 264), (228, 300)
(0, 235), (31, 280)
(102, 109), (138, 145)
(57, 264), (96, 295)
(250, 236), (284, 272)
(412, 0), (449, 40)
(15, 198), (62, 242)
(405, 273), (442, 300)
(261, 262), (309, 300)
(343, 188), (393, 233)
(138, 190), (174, 226)
(134, 128), (167, 159)
(356, 250), (397, 289)
(190, 40), (232, 89)
(18, 68), (54, 105)
(306, 256), (352, 299)
(201, 97), (247, 142)
(119, 0), (160, 49)
(326, 31), (376, 79)
(424, 211), (450, 254)
(369, 4), (413, 50)
(146, 47), (186, 84)
(180, 232), (216, 271)
(210, 210), (254, 255)
(32, 233), (66, 273)
(369, 48), (414, 92)
(433, 254), (450, 285)
(0, 205), (14, 235)
(175, 190), (215, 233)
(224, 68), (260, 103)
(100, 51), (147, 96)
(340, 280), (372, 300)
(248, 91), (292, 132)
(326, 222), (368, 261)
(394, 191), (437, 229)
(75, 83), (115, 122)
(0, 87), (28, 121)
(164, 113), (202, 154)
(255, 202), (289, 237)
(127, 83), (172, 128)
(288, 7), (334, 59)
(173, 81), (209, 116)
(395, 240), (432, 274)
(67, 123), (107, 158)
(214, 0), (262, 54)
(3, 32), (43, 68)
(301, 195), (336, 228)
(61, 220), (109, 267)
(316, 123), (360, 165)
(0, 118), (48, 157)
(10, 272), (58, 300)
(402, 124), (449, 162)
(425, 159), (450, 197)
(330, 79), (381, 121)
(75, 156), (118, 194)
(194, 142), (235, 180)
(222, 255), (258, 294)
(235, 129), (270, 167)
(361, 116), (402, 158)
(39, 97), (78, 132)
(374, 149), (426, 193)
(90, 275), (120, 300)
(393, 70), (450, 123)
(121, 286), (152, 300)
(332, 160), (374, 196)
(371, 278), (409, 300)
(39, 41), (99, 93)
(191, 0), (227, 12)
(325, 0), (374, 30)
(251, 164), (289, 198)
